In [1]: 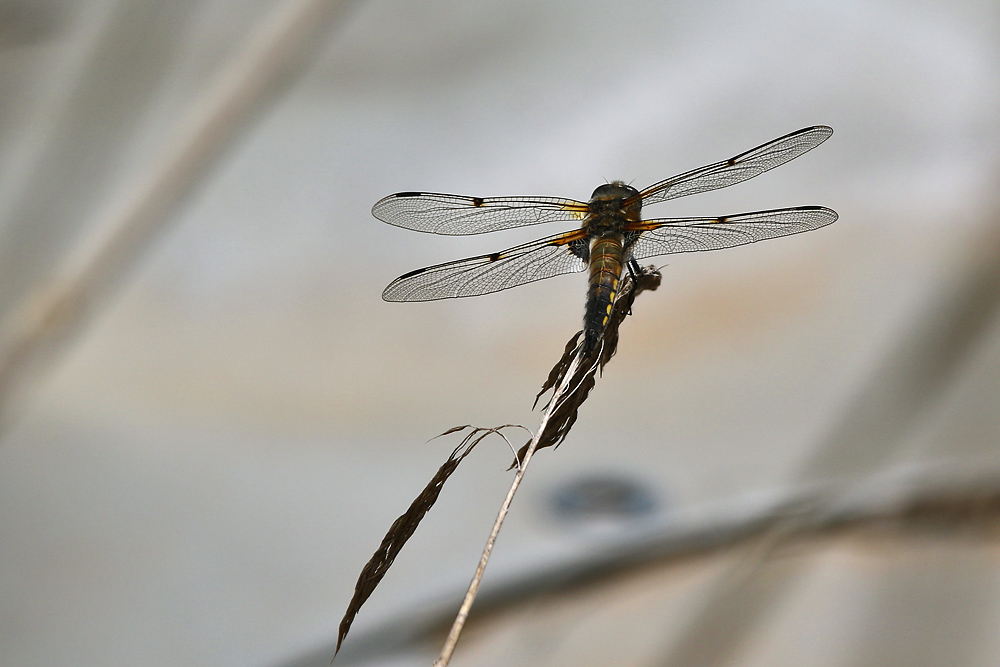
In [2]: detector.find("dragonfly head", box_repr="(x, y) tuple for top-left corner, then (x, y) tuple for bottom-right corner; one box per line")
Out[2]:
(589, 181), (641, 216)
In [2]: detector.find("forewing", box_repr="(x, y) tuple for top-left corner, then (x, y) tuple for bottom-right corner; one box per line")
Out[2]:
(626, 206), (837, 260)
(382, 230), (589, 301)
(372, 192), (589, 235)
(633, 126), (833, 207)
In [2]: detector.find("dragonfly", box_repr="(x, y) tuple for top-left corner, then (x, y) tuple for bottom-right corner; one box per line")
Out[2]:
(375, 126), (837, 351)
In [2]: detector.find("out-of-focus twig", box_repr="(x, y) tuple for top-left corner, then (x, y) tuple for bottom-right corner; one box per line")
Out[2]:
(0, 0), (356, 429)
(313, 465), (1000, 667)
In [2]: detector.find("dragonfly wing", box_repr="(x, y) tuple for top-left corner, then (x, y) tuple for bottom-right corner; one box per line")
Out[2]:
(372, 192), (589, 235)
(626, 206), (837, 260)
(634, 126), (833, 207)
(383, 230), (590, 301)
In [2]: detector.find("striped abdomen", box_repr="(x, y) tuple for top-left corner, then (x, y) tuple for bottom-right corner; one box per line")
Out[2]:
(583, 234), (624, 351)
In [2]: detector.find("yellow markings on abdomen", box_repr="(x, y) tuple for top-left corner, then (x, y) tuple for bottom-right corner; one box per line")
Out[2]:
(584, 235), (625, 350)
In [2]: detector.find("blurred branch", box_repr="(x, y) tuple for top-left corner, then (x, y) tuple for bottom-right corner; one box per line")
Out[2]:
(308, 465), (1000, 667)
(651, 211), (1000, 667)
(0, 0), (357, 429)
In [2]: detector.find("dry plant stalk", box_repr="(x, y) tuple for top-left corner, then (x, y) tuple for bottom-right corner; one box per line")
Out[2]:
(334, 266), (660, 663)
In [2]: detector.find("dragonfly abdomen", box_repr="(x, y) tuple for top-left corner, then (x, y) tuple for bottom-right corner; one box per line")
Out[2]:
(583, 234), (624, 351)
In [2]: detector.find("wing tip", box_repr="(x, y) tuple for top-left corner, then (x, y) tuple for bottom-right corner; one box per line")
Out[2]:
(805, 204), (839, 222)
(381, 281), (411, 302)
(802, 125), (834, 145)
(370, 192), (426, 219)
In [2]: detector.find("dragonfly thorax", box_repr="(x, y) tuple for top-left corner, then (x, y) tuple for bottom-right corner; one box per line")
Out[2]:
(586, 181), (641, 233)
(589, 181), (641, 219)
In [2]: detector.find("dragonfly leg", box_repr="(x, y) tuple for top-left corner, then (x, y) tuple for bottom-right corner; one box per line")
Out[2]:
(623, 259), (645, 314)
(626, 258), (642, 280)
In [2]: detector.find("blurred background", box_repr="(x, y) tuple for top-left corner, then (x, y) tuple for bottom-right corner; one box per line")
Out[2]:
(0, 0), (999, 665)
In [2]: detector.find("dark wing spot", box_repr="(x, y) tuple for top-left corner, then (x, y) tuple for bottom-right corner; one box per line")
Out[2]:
(397, 266), (428, 280)
(717, 216), (729, 223)
(396, 191), (422, 198)
(472, 197), (485, 207)
(488, 252), (501, 262)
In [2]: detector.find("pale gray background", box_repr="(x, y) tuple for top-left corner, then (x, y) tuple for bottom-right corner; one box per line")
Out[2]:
(0, 0), (998, 665)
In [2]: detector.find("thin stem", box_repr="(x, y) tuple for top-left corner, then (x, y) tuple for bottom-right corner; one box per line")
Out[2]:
(433, 350), (584, 667)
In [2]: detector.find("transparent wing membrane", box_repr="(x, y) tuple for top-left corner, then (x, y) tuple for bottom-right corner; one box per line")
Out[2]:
(632, 126), (833, 208)
(372, 192), (589, 236)
(626, 206), (838, 260)
(377, 127), (836, 302)
(382, 231), (589, 301)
